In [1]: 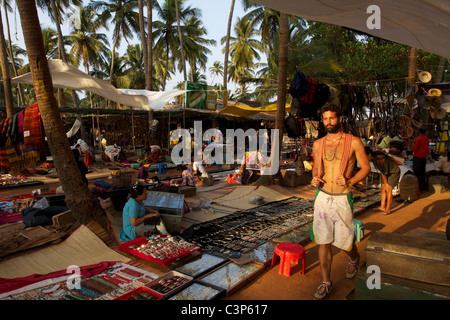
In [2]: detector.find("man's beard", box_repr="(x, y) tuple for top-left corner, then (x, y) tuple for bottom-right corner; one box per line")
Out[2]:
(325, 123), (340, 133)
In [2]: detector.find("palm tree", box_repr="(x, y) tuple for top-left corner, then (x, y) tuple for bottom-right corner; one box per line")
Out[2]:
(41, 27), (59, 58)
(67, 6), (108, 74)
(221, 16), (262, 93)
(0, 5), (14, 116)
(16, 0), (111, 234)
(182, 16), (215, 78)
(146, 0), (153, 90)
(124, 43), (146, 89)
(90, 0), (139, 84)
(153, 0), (200, 90)
(209, 61), (223, 85)
(3, 0), (26, 107)
(223, 0), (235, 109)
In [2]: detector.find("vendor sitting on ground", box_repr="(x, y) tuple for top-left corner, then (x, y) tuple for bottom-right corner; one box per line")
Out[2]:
(119, 183), (169, 242)
(143, 145), (162, 164)
(173, 164), (196, 187)
(191, 160), (209, 179)
(138, 163), (150, 180)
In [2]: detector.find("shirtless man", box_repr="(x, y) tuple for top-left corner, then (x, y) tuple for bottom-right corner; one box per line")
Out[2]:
(310, 103), (371, 300)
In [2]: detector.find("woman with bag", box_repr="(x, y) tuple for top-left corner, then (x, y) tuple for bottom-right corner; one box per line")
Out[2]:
(119, 183), (169, 241)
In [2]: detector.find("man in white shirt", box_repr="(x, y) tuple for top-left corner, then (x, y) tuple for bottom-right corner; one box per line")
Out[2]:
(192, 161), (209, 178)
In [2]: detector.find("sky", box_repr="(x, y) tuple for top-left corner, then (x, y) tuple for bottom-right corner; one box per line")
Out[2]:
(5, 0), (253, 91)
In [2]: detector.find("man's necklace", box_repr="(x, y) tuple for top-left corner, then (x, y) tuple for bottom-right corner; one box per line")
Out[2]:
(324, 134), (343, 161)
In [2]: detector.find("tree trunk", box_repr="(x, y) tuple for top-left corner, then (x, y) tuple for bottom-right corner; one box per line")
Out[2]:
(408, 47), (417, 86)
(4, 1), (26, 107)
(139, 0), (148, 85)
(16, 0), (111, 236)
(435, 56), (445, 83)
(275, 13), (289, 150)
(405, 47), (417, 116)
(50, 0), (89, 144)
(147, 0), (153, 91)
(223, 0), (235, 110)
(0, 7), (14, 117)
(147, 0), (154, 145)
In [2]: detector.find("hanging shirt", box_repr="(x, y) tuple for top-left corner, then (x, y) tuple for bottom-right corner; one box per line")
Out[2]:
(412, 134), (429, 158)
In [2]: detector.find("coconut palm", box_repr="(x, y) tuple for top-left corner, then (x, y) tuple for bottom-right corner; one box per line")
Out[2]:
(0, 5), (13, 116)
(152, 0), (200, 90)
(222, 0), (235, 109)
(90, 0), (139, 84)
(124, 43), (146, 89)
(221, 16), (262, 93)
(16, 0), (111, 234)
(209, 61), (223, 85)
(66, 5), (108, 74)
(182, 16), (215, 81)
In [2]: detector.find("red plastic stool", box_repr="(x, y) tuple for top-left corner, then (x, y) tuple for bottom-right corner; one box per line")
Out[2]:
(271, 242), (306, 276)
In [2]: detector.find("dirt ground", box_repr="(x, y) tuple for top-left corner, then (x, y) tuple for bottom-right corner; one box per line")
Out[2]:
(0, 160), (449, 301)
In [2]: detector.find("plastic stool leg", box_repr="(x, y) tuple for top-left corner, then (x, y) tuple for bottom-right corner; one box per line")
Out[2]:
(302, 256), (306, 275)
(271, 252), (278, 267)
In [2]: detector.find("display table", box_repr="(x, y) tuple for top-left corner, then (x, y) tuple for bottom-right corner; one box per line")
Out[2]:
(118, 235), (201, 267)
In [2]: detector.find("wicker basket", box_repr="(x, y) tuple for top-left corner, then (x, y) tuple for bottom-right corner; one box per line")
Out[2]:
(399, 174), (420, 201)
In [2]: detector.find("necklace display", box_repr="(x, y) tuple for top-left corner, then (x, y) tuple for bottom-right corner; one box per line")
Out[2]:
(324, 133), (343, 161)
(130, 235), (200, 261)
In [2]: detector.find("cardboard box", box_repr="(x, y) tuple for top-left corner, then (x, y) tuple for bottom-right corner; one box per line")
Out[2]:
(280, 170), (312, 187)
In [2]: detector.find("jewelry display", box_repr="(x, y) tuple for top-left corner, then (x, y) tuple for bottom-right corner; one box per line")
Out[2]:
(119, 234), (201, 267)
(199, 262), (263, 293)
(174, 253), (227, 278)
(6, 262), (158, 301)
(168, 281), (224, 300)
(145, 271), (193, 296)
(183, 197), (314, 258)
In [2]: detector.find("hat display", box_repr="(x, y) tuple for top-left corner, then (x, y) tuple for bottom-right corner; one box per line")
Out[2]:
(425, 95), (442, 109)
(418, 71), (432, 83)
(428, 88), (442, 96)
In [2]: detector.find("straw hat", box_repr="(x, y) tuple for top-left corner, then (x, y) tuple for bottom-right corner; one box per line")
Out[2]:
(435, 107), (447, 120)
(418, 71), (432, 83)
(429, 106), (446, 119)
(428, 88), (442, 96)
(426, 95), (442, 109)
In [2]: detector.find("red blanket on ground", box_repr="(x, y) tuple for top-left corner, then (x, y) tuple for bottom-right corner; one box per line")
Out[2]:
(0, 261), (117, 295)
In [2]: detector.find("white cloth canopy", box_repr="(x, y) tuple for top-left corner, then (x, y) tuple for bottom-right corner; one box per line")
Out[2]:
(12, 59), (186, 110)
(252, 0), (450, 58)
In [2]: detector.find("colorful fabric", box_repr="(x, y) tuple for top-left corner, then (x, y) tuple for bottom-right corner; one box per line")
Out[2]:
(0, 261), (117, 295)
(182, 169), (196, 187)
(0, 118), (8, 147)
(0, 146), (8, 168)
(23, 103), (44, 149)
(412, 134), (429, 158)
(84, 150), (94, 168)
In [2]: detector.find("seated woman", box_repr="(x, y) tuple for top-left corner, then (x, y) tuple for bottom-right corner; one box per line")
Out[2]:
(366, 148), (400, 214)
(174, 164), (196, 186)
(119, 183), (169, 242)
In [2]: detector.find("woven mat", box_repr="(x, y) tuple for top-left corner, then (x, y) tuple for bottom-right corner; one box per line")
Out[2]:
(0, 224), (128, 279)
(212, 185), (292, 210)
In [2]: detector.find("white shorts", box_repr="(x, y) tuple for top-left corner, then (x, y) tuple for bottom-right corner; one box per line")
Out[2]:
(311, 189), (355, 251)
